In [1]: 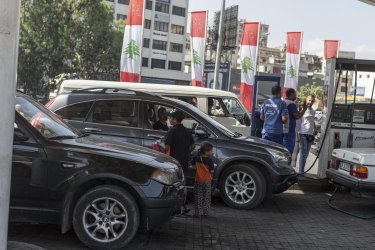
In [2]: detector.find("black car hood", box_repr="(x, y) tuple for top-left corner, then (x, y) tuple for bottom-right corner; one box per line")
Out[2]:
(234, 135), (289, 154)
(59, 135), (179, 169)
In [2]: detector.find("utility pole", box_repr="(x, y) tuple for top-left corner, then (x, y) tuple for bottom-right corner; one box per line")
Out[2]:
(0, 0), (21, 248)
(213, 0), (225, 90)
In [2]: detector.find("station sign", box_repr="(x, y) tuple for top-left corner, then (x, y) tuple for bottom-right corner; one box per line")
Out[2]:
(154, 13), (170, 22)
(152, 31), (168, 41)
(152, 50), (167, 60)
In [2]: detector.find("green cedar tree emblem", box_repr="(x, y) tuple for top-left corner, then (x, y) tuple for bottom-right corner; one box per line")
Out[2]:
(123, 39), (140, 59)
(193, 50), (201, 66)
(287, 65), (296, 78)
(241, 56), (254, 73)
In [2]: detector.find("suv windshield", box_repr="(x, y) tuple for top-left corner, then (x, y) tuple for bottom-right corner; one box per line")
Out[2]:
(16, 96), (80, 139)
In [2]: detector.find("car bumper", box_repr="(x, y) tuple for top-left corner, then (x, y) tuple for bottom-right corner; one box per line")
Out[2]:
(141, 183), (185, 230)
(272, 171), (298, 193)
(327, 169), (375, 192)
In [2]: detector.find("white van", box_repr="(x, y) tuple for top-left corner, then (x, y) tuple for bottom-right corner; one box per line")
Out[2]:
(57, 80), (251, 135)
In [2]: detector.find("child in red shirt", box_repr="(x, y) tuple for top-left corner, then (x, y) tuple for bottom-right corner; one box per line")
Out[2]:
(191, 141), (215, 218)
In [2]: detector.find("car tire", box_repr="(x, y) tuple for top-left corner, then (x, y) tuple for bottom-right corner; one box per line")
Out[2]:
(219, 164), (266, 209)
(73, 185), (139, 250)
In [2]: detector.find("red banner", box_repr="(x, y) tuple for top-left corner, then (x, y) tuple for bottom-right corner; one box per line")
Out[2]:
(324, 40), (339, 59)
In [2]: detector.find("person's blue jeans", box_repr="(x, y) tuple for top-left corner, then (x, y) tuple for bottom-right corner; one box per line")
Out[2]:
(262, 132), (284, 145)
(283, 133), (296, 155)
(299, 134), (313, 173)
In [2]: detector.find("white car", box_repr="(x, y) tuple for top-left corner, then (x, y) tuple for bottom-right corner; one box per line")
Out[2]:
(327, 148), (375, 194)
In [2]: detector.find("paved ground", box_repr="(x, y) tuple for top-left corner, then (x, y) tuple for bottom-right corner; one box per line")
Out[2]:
(8, 189), (375, 250)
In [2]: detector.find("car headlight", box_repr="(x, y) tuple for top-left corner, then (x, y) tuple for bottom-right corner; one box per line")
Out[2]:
(152, 168), (179, 185)
(265, 148), (290, 164)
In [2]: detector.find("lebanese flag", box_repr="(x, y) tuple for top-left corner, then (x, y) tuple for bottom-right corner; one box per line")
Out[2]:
(284, 32), (302, 97)
(120, 0), (144, 82)
(190, 11), (207, 87)
(239, 22), (260, 111)
(324, 40), (339, 59)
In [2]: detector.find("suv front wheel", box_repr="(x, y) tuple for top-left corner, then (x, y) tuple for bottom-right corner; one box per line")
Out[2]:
(220, 164), (266, 209)
(73, 185), (139, 250)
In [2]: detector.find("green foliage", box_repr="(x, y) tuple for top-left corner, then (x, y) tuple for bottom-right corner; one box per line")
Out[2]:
(241, 56), (253, 74)
(123, 40), (140, 59)
(287, 65), (296, 78)
(192, 50), (201, 66)
(18, 0), (124, 99)
(298, 82), (324, 101)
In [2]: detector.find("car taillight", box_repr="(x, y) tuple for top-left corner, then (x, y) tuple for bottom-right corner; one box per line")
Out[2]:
(350, 165), (368, 179)
(330, 158), (340, 170)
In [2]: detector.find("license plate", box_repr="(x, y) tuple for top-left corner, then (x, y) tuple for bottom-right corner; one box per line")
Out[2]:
(340, 162), (351, 172)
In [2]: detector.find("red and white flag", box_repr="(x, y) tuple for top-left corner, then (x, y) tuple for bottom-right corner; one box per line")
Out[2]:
(190, 11), (207, 87)
(120, 0), (144, 82)
(239, 22), (260, 111)
(284, 32), (302, 97)
(324, 40), (339, 59)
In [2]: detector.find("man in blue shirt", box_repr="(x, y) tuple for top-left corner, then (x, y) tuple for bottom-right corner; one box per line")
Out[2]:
(260, 86), (288, 145)
(282, 88), (307, 154)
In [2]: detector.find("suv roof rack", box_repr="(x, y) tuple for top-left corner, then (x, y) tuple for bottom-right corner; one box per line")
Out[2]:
(71, 87), (161, 98)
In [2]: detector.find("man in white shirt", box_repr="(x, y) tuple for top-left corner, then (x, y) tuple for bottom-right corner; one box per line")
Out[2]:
(298, 95), (317, 173)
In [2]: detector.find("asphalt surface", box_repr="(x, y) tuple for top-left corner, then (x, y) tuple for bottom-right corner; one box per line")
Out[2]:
(8, 189), (375, 250)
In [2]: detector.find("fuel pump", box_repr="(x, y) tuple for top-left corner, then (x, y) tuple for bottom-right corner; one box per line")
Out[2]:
(318, 58), (375, 178)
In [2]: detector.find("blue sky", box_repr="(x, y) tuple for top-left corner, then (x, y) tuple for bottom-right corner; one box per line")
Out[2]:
(188, 0), (375, 59)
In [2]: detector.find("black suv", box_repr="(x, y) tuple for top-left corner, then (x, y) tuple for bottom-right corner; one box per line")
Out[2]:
(12, 93), (184, 250)
(48, 88), (297, 210)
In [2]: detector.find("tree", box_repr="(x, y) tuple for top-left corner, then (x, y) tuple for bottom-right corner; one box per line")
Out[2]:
(298, 82), (324, 101)
(18, 0), (124, 99)
(241, 56), (253, 74)
(192, 50), (201, 66)
(287, 65), (296, 78)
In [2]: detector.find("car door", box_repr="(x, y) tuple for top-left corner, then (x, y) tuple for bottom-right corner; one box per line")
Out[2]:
(10, 117), (49, 212)
(141, 101), (218, 186)
(82, 99), (143, 145)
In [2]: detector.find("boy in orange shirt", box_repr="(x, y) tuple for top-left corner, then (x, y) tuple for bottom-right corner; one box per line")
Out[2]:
(191, 141), (215, 218)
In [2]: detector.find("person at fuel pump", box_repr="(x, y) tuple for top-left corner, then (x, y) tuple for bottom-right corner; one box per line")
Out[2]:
(298, 95), (317, 173)
(260, 86), (288, 145)
(163, 109), (195, 214)
(283, 89), (307, 154)
(291, 98), (302, 168)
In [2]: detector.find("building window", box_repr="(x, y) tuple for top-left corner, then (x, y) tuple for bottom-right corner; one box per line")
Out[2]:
(186, 42), (190, 50)
(359, 75), (362, 78)
(151, 59), (166, 69)
(118, 0), (129, 5)
(146, 0), (153, 10)
(172, 6), (186, 17)
(116, 14), (127, 21)
(143, 38), (150, 48)
(154, 21), (169, 32)
(341, 86), (347, 92)
(170, 42), (183, 53)
(168, 61), (182, 71)
(171, 24), (184, 35)
(142, 57), (149, 67)
(144, 19), (151, 29)
(152, 39), (167, 50)
(155, 2), (169, 13)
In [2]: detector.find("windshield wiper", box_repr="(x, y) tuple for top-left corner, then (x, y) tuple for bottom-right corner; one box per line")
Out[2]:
(48, 135), (77, 140)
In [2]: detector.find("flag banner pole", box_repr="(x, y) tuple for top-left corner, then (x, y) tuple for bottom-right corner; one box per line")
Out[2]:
(120, 0), (145, 82)
(239, 22), (260, 112)
(283, 32), (302, 98)
(190, 11), (207, 87)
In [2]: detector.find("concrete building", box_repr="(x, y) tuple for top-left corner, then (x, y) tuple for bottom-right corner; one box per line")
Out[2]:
(107, 0), (190, 84)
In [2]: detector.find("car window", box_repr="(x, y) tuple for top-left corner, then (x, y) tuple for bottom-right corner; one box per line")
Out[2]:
(164, 95), (198, 107)
(15, 96), (80, 139)
(222, 98), (245, 115)
(208, 97), (230, 117)
(55, 101), (93, 121)
(92, 100), (138, 128)
(144, 102), (201, 131)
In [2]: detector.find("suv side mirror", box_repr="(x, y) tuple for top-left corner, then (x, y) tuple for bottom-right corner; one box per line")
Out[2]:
(14, 128), (29, 142)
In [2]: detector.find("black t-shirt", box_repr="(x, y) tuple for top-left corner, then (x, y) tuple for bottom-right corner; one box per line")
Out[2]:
(153, 120), (168, 131)
(165, 124), (194, 170)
